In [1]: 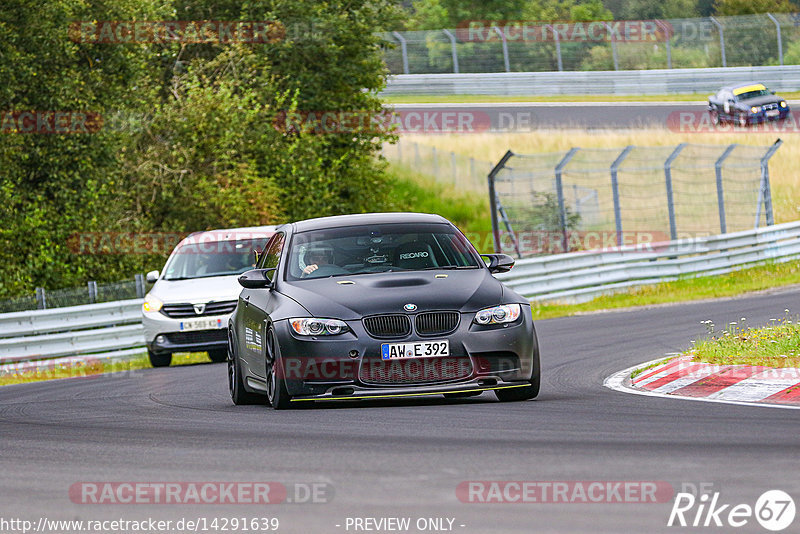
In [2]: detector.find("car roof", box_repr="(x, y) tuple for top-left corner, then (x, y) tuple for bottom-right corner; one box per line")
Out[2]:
(721, 82), (769, 92)
(179, 225), (276, 246)
(283, 212), (451, 233)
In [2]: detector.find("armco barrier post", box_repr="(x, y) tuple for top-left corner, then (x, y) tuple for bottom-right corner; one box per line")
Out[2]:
(35, 287), (46, 310)
(488, 150), (514, 253)
(603, 22), (619, 71)
(545, 24), (563, 71)
(664, 143), (686, 241)
(555, 148), (580, 252)
(715, 144), (737, 234)
(610, 146), (634, 246)
(656, 20), (672, 68)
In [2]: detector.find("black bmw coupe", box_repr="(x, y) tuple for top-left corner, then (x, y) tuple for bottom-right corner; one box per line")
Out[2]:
(227, 212), (540, 409)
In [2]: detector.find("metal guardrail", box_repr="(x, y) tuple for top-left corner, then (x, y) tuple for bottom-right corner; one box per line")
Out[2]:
(495, 220), (800, 303)
(0, 299), (145, 364)
(382, 66), (800, 96)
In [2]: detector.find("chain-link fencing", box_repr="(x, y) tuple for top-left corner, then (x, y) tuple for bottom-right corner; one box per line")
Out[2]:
(0, 276), (147, 313)
(383, 13), (800, 74)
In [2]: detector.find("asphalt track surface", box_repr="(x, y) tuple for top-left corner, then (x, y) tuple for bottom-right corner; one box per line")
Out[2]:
(3, 287), (800, 533)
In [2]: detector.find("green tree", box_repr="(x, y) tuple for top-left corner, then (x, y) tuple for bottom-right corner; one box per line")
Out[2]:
(713, 0), (797, 15)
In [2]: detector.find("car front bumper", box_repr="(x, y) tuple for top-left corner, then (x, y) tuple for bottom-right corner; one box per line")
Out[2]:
(143, 310), (231, 355)
(270, 306), (539, 399)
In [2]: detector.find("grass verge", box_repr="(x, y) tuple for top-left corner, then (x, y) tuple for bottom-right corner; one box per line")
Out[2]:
(0, 352), (213, 386)
(383, 92), (800, 104)
(531, 260), (800, 321)
(687, 314), (800, 368)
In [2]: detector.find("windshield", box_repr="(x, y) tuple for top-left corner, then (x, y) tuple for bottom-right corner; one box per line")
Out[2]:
(737, 89), (771, 100)
(286, 223), (481, 280)
(163, 238), (268, 280)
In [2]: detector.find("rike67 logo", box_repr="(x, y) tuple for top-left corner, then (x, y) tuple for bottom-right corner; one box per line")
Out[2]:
(668, 489), (795, 531)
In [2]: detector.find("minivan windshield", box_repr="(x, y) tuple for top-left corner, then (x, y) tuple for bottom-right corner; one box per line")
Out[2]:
(286, 223), (481, 280)
(163, 238), (268, 280)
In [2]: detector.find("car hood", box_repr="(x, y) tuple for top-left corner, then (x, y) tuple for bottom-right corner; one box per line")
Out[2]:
(278, 269), (506, 320)
(149, 275), (242, 304)
(738, 95), (784, 107)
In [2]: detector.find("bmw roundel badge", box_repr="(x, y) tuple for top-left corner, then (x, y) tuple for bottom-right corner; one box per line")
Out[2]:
(404, 303), (417, 312)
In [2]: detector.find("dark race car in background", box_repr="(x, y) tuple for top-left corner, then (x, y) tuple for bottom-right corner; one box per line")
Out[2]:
(707, 82), (789, 127)
(227, 212), (540, 409)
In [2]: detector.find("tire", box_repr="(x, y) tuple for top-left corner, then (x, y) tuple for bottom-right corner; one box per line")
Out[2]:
(495, 328), (541, 402)
(265, 327), (292, 410)
(148, 350), (172, 368)
(710, 111), (720, 126)
(738, 113), (748, 128)
(228, 329), (264, 405)
(208, 349), (227, 363)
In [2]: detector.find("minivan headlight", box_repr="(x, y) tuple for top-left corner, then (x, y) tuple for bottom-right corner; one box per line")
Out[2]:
(473, 304), (521, 325)
(143, 294), (163, 313)
(289, 318), (349, 336)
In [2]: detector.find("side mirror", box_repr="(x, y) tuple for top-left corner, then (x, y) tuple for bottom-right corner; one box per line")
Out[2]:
(253, 248), (262, 266)
(238, 268), (275, 289)
(481, 254), (515, 274)
(146, 270), (159, 283)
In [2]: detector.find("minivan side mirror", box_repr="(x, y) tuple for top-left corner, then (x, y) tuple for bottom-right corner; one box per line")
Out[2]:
(238, 268), (275, 289)
(481, 254), (515, 274)
(146, 270), (159, 283)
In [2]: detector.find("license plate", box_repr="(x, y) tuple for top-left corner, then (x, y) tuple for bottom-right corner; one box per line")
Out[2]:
(381, 340), (449, 360)
(766, 110), (779, 117)
(179, 318), (224, 331)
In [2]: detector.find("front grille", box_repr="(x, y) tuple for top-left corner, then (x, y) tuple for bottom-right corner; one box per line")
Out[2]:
(763, 103), (778, 111)
(359, 355), (473, 385)
(161, 300), (237, 318)
(415, 311), (459, 336)
(363, 315), (411, 338)
(163, 329), (227, 345)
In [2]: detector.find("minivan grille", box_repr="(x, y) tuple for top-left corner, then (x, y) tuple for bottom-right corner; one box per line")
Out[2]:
(161, 300), (237, 318)
(415, 311), (459, 336)
(363, 315), (411, 338)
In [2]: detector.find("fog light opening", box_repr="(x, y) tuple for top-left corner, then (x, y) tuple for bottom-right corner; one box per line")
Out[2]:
(331, 387), (355, 396)
(478, 378), (497, 386)
(348, 350), (359, 359)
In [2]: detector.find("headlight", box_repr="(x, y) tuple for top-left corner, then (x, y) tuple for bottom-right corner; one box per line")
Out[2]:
(780, 101), (787, 108)
(289, 318), (349, 336)
(143, 294), (163, 313)
(750, 106), (759, 114)
(473, 304), (521, 325)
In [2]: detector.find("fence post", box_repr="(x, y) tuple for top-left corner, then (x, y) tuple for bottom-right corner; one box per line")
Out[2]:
(766, 13), (783, 66)
(392, 31), (409, 74)
(756, 139), (782, 227)
(656, 20), (672, 69)
(664, 143), (686, 241)
(35, 287), (46, 310)
(715, 144), (737, 234)
(87, 281), (98, 304)
(710, 17), (726, 67)
(488, 151), (514, 253)
(555, 148), (580, 252)
(442, 29), (459, 73)
(135, 273), (145, 298)
(603, 22), (619, 70)
(545, 24), (563, 71)
(610, 146), (634, 246)
(492, 26), (511, 73)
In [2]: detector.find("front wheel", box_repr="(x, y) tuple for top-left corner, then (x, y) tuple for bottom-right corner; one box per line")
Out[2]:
(228, 330), (264, 405)
(738, 113), (748, 128)
(710, 110), (720, 126)
(495, 328), (541, 402)
(148, 350), (171, 368)
(265, 327), (293, 410)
